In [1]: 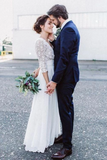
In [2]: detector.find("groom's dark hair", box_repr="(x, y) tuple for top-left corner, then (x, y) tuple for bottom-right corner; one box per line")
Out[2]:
(47, 4), (68, 20)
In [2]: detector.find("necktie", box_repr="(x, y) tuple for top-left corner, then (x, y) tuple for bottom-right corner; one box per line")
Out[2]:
(55, 28), (61, 37)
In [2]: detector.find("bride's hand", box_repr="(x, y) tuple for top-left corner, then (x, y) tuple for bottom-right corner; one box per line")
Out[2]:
(33, 68), (40, 78)
(48, 33), (55, 42)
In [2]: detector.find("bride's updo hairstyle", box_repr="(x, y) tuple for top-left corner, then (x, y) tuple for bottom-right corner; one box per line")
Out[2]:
(33, 15), (49, 34)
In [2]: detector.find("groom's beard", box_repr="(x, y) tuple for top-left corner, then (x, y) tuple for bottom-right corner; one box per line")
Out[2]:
(56, 18), (61, 28)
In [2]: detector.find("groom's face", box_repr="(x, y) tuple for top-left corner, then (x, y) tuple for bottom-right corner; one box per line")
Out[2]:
(49, 15), (61, 28)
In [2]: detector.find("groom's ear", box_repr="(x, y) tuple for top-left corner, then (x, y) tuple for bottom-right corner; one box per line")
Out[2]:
(58, 16), (62, 21)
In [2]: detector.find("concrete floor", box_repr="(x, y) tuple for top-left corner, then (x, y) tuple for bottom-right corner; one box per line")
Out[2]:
(0, 59), (107, 160)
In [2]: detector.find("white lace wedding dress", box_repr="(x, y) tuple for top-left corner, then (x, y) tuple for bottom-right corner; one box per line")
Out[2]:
(23, 38), (61, 153)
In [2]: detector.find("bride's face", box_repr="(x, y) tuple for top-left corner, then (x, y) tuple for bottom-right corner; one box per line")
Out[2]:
(41, 18), (53, 33)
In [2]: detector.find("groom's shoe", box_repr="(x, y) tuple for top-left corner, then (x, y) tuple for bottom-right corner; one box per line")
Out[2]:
(54, 135), (63, 144)
(51, 147), (72, 159)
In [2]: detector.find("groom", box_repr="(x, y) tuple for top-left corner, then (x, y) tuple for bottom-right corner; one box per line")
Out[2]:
(47, 4), (80, 159)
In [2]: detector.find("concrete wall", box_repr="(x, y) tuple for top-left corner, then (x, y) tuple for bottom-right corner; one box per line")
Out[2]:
(13, 0), (107, 60)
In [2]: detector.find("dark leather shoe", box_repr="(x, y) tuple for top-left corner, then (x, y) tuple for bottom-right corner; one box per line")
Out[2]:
(54, 135), (63, 144)
(51, 147), (72, 159)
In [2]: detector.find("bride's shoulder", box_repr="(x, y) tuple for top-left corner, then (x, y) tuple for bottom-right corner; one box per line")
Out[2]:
(35, 38), (45, 46)
(35, 38), (44, 43)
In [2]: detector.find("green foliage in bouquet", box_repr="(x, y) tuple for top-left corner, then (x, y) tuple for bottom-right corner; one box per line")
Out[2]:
(15, 71), (41, 95)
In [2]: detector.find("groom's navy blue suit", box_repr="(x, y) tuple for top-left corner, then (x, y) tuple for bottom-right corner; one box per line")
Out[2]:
(52, 20), (80, 149)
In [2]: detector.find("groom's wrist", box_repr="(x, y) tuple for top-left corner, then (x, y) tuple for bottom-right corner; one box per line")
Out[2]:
(50, 40), (55, 46)
(51, 81), (57, 84)
(52, 76), (60, 84)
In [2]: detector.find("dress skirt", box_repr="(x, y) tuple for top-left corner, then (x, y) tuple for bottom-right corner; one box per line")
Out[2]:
(23, 60), (61, 153)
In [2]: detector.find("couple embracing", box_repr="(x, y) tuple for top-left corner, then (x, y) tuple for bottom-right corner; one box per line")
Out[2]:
(23, 4), (80, 159)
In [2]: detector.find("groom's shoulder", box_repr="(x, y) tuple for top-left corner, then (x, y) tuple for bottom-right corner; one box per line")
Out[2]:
(63, 20), (79, 34)
(64, 20), (77, 29)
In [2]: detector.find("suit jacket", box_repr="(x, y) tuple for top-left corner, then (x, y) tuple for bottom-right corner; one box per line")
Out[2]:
(52, 20), (80, 84)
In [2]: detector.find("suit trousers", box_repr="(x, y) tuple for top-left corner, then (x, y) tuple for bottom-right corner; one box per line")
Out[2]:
(56, 82), (76, 149)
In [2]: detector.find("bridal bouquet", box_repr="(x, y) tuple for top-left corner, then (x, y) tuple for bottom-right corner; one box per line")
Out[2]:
(15, 71), (41, 95)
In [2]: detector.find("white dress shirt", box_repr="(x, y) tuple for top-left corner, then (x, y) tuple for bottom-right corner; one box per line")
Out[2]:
(61, 19), (70, 30)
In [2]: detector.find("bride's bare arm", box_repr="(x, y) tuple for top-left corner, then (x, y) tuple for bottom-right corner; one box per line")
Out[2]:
(42, 71), (49, 84)
(34, 68), (49, 84)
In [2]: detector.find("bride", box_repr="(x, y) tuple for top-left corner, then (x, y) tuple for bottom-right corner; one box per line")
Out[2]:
(23, 15), (61, 153)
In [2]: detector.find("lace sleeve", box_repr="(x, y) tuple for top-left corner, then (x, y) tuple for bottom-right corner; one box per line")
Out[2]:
(35, 39), (48, 73)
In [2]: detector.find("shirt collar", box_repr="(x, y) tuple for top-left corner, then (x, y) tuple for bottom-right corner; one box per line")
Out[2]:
(61, 19), (70, 30)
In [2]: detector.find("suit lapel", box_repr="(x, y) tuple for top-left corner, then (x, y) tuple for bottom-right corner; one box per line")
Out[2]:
(61, 20), (73, 32)
(55, 21), (73, 45)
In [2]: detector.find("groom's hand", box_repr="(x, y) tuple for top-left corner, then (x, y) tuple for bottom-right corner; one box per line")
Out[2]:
(46, 81), (57, 95)
(48, 33), (55, 42)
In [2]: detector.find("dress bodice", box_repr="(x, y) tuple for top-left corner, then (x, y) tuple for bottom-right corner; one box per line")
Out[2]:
(35, 38), (54, 73)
